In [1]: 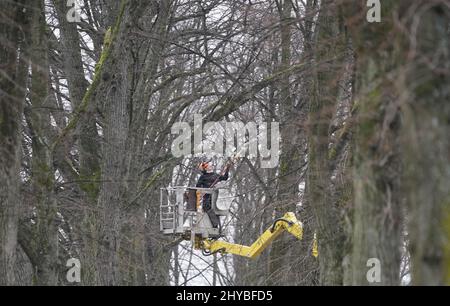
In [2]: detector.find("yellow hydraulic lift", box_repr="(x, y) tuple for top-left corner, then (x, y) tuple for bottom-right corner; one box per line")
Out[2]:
(197, 212), (303, 259)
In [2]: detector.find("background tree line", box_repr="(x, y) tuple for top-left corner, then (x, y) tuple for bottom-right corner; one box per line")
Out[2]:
(0, 0), (449, 285)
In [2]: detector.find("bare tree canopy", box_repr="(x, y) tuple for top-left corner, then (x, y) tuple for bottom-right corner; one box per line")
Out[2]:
(0, 0), (449, 286)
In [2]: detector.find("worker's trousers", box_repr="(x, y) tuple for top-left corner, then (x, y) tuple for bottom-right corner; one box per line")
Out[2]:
(203, 195), (220, 228)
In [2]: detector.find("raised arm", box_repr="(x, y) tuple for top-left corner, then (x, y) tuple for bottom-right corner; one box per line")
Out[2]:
(218, 165), (230, 181)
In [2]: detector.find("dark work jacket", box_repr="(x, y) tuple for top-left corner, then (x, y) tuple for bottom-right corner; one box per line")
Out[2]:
(196, 170), (229, 212)
(196, 170), (229, 188)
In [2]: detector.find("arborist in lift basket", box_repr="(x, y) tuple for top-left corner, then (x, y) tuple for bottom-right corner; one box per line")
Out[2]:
(195, 162), (230, 228)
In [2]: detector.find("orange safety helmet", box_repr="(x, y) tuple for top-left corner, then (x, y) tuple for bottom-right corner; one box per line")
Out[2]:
(199, 162), (211, 172)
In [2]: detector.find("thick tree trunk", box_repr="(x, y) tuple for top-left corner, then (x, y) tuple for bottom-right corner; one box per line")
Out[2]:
(346, 1), (404, 285)
(52, 0), (102, 285)
(0, 0), (30, 286)
(52, 0), (100, 196)
(268, 0), (304, 285)
(95, 1), (131, 285)
(95, 0), (172, 285)
(307, 0), (347, 285)
(29, 0), (58, 285)
(400, 1), (450, 285)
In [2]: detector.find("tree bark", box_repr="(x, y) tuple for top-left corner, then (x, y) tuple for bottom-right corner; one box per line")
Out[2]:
(29, 0), (59, 285)
(0, 0), (30, 286)
(307, 0), (347, 285)
(399, 1), (450, 285)
(346, 1), (404, 285)
(94, 0), (173, 285)
(52, 0), (100, 198)
(268, 0), (303, 285)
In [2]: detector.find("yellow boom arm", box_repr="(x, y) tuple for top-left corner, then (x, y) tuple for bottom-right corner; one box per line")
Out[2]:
(200, 212), (303, 259)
